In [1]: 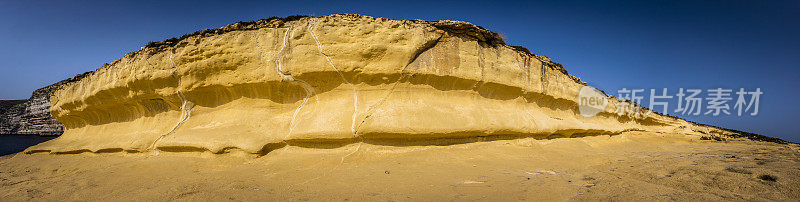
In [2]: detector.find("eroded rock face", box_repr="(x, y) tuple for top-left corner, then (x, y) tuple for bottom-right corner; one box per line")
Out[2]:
(0, 85), (64, 136)
(27, 14), (732, 154)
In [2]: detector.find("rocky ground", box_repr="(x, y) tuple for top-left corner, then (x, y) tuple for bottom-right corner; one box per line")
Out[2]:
(2, 131), (798, 201)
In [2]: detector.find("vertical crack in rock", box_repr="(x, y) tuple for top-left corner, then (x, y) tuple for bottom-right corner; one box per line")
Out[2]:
(308, 19), (363, 170)
(354, 35), (443, 133)
(520, 55), (538, 126)
(285, 19), (371, 190)
(252, 26), (317, 147)
(274, 27), (295, 81)
(479, 44), (485, 84)
(541, 62), (547, 94)
(470, 41), (486, 90)
(273, 27), (316, 140)
(308, 20), (359, 138)
(354, 80), (402, 132)
(524, 55), (530, 90)
(169, 91), (194, 135)
(150, 53), (194, 154)
(287, 81), (315, 138)
(284, 28), (314, 139)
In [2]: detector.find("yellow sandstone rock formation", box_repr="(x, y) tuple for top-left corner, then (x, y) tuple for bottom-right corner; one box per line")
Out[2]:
(27, 14), (745, 155)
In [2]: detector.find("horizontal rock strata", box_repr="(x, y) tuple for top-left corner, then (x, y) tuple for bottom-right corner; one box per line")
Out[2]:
(0, 83), (72, 136)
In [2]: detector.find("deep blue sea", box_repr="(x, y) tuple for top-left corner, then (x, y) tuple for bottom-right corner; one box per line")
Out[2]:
(0, 135), (56, 156)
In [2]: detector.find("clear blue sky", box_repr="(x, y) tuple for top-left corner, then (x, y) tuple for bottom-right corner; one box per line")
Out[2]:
(1, 0), (798, 141)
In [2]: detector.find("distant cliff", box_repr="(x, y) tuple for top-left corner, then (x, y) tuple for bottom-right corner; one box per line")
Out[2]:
(0, 73), (89, 136)
(0, 89), (61, 136)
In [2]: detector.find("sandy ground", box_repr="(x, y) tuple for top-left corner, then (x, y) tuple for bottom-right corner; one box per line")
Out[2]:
(1, 131), (799, 201)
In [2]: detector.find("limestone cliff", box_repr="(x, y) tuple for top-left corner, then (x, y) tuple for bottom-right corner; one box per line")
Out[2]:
(0, 84), (68, 136)
(25, 14), (766, 154)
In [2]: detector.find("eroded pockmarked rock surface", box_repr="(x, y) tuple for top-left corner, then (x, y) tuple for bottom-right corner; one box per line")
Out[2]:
(26, 14), (759, 154)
